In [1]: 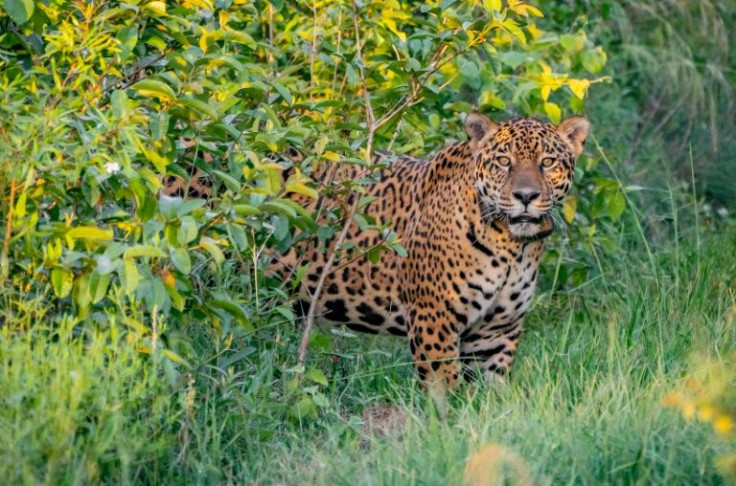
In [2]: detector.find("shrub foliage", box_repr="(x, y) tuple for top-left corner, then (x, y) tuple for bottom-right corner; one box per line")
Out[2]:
(0, 0), (615, 362)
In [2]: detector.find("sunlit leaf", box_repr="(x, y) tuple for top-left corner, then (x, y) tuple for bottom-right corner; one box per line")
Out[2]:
(124, 245), (166, 259)
(177, 98), (219, 120)
(131, 79), (177, 101)
(121, 259), (140, 295)
(200, 238), (225, 265)
(67, 226), (113, 241)
(209, 299), (253, 331)
(51, 268), (73, 298)
(544, 102), (562, 124)
(562, 195), (578, 224)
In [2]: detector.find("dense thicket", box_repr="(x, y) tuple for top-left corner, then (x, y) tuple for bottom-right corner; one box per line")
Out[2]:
(0, 0), (615, 357)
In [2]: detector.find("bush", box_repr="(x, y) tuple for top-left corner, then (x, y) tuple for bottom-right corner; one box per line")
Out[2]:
(0, 0), (615, 352)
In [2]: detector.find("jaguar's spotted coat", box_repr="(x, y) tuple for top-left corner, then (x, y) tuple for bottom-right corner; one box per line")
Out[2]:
(279, 113), (590, 389)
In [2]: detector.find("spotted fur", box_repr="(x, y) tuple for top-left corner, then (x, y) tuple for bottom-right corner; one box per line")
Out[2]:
(281, 113), (590, 389)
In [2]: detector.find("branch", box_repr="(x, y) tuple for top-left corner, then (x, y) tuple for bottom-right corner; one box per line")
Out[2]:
(296, 0), (377, 367)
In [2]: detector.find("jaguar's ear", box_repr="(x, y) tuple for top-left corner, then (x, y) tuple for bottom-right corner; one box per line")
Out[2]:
(464, 112), (498, 147)
(557, 116), (590, 157)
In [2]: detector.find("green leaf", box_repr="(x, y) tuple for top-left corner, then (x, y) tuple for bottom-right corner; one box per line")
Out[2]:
(163, 349), (190, 367)
(272, 82), (293, 106)
(498, 51), (526, 69)
(502, 19), (526, 46)
(544, 102), (562, 124)
(479, 91), (506, 111)
(121, 259), (139, 295)
(366, 248), (380, 264)
(229, 223), (248, 251)
(14, 192), (26, 217)
(159, 195), (183, 220)
(609, 190), (626, 221)
(429, 114), (440, 129)
(460, 60), (479, 82)
(51, 268), (73, 298)
(286, 180), (318, 199)
(90, 272), (111, 304)
(224, 30), (257, 49)
(177, 216), (199, 245)
(562, 195), (578, 224)
(95, 255), (117, 275)
(171, 248), (192, 275)
(209, 299), (253, 331)
(233, 204), (261, 216)
(178, 198), (207, 216)
(305, 368), (329, 387)
(261, 200), (296, 218)
(581, 47), (607, 74)
(124, 245), (166, 259)
(177, 98), (219, 120)
(482, 0), (502, 13)
(111, 90), (130, 118)
(142, 147), (170, 174)
(150, 277), (167, 310)
(116, 26), (138, 60)
(200, 238), (225, 265)
(391, 243), (408, 258)
(290, 395), (318, 421)
(272, 214), (289, 241)
(214, 170), (241, 192)
(131, 79), (177, 101)
(559, 34), (583, 52)
(4, 0), (34, 25)
(67, 226), (114, 241)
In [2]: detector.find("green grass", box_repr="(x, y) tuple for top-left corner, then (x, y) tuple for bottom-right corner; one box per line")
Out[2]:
(2, 222), (735, 485)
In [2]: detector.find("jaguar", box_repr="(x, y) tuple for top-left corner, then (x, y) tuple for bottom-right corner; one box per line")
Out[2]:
(277, 112), (590, 389)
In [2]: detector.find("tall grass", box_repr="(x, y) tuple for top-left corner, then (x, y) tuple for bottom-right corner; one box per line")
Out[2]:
(1, 202), (734, 484)
(568, 0), (736, 207)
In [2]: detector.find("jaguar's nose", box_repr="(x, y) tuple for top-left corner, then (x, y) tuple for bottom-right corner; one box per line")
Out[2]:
(512, 187), (541, 206)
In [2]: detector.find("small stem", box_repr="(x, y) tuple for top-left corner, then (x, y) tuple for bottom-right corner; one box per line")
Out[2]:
(297, 1), (377, 367)
(310, 0), (318, 96)
(2, 178), (16, 280)
(268, 3), (275, 66)
(296, 195), (361, 366)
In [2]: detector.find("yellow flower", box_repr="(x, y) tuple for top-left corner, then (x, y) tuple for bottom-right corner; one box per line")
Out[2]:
(662, 392), (682, 406)
(698, 404), (715, 422)
(714, 415), (734, 435)
(681, 401), (696, 420)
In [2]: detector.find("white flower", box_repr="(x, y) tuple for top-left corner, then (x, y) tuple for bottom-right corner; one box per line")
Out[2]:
(103, 162), (121, 174)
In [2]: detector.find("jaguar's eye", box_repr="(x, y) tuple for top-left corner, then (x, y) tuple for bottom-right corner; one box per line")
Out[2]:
(496, 156), (512, 167)
(541, 157), (556, 168)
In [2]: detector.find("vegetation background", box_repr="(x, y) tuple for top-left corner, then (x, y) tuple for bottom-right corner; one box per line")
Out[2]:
(0, 0), (734, 483)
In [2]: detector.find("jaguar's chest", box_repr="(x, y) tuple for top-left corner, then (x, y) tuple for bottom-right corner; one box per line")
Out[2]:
(449, 237), (543, 331)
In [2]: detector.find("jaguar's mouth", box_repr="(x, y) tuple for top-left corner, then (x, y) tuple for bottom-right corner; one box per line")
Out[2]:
(507, 214), (554, 241)
(509, 215), (542, 225)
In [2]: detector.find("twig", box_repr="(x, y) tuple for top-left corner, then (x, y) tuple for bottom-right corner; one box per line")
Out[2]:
(110, 50), (171, 94)
(310, 0), (318, 96)
(2, 179), (16, 279)
(296, 0), (377, 366)
(351, 0), (376, 152)
(268, 3), (275, 66)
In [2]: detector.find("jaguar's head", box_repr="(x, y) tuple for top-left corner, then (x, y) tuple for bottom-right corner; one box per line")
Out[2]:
(465, 112), (590, 241)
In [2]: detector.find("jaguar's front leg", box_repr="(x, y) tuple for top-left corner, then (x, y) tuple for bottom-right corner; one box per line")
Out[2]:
(407, 304), (461, 390)
(459, 317), (523, 383)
